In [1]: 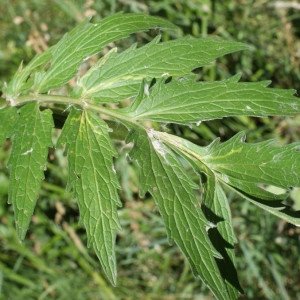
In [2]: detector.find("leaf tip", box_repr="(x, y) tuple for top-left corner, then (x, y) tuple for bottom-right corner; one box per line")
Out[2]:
(16, 223), (28, 242)
(227, 73), (242, 83)
(102, 258), (118, 287)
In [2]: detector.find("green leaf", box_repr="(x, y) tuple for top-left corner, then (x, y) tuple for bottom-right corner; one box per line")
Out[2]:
(228, 186), (300, 226)
(0, 106), (18, 146)
(6, 48), (53, 100)
(161, 131), (300, 226)
(34, 13), (177, 93)
(126, 129), (231, 300)
(71, 36), (247, 103)
(121, 74), (299, 124)
(4, 11), (300, 298)
(164, 135), (243, 297)
(7, 102), (53, 240)
(57, 108), (122, 286)
(201, 172), (243, 298)
(203, 132), (300, 191)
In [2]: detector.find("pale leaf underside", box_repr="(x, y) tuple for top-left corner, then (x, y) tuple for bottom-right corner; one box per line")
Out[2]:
(57, 108), (122, 286)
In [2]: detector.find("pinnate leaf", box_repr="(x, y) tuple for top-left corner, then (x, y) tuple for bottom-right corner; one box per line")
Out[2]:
(7, 102), (53, 240)
(34, 13), (177, 93)
(71, 36), (247, 103)
(127, 129), (231, 300)
(3, 12), (300, 299)
(57, 108), (122, 285)
(122, 74), (299, 124)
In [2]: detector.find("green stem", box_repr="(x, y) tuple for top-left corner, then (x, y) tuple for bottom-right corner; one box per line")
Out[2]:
(12, 94), (205, 164)
(152, 130), (210, 170)
(13, 94), (145, 132)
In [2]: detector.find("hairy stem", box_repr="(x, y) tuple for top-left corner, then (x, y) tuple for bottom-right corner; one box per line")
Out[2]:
(12, 94), (144, 132)
(10, 94), (203, 160)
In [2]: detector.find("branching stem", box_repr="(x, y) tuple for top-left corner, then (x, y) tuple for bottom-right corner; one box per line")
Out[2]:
(11, 94), (206, 163)
(13, 94), (145, 132)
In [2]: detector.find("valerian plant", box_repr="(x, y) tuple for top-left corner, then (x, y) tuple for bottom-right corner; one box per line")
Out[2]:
(1, 13), (300, 299)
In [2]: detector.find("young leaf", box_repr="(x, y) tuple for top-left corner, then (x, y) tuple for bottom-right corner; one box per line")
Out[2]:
(126, 129), (231, 300)
(34, 13), (177, 93)
(57, 108), (122, 286)
(0, 106), (18, 146)
(6, 48), (53, 101)
(7, 102), (53, 240)
(121, 74), (299, 124)
(71, 36), (248, 103)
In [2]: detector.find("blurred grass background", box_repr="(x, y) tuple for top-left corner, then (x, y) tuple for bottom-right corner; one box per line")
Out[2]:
(1, 0), (300, 299)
